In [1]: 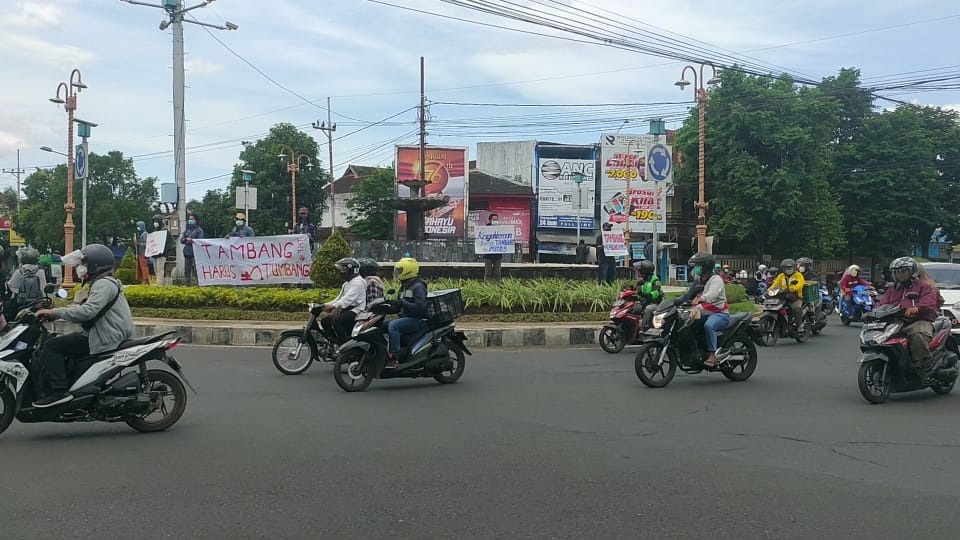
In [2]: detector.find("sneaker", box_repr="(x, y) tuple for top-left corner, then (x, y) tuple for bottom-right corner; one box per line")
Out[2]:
(385, 354), (399, 369)
(32, 393), (73, 409)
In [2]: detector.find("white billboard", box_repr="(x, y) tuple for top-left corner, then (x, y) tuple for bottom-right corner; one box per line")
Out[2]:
(536, 158), (595, 229)
(599, 133), (668, 234)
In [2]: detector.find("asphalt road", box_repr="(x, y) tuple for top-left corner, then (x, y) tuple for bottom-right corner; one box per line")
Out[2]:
(4, 324), (960, 539)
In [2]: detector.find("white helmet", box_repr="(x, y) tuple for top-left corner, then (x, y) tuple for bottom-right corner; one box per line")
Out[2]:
(849, 264), (860, 277)
(758, 264), (768, 272)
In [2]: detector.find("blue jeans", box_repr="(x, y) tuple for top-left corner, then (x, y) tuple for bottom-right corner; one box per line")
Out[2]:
(703, 313), (730, 353)
(598, 259), (617, 284)
(387, 317), (424, 355)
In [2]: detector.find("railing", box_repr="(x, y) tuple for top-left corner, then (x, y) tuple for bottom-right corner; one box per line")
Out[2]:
(350, 240), (525, 263)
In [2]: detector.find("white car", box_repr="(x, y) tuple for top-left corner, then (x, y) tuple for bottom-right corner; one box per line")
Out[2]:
(921, 262), (960, 335)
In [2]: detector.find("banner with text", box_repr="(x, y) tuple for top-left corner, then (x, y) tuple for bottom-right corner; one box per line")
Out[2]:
(192, 234), (313, 286)
(143, 230), (168, 258)
(467, 210), (530, 253)
(474, 225), (516, 255)
(599, 133), (668, 234)
(396, 146), (468, 239)
(602, 231), (628, 257)
(536, 158), (595, 229)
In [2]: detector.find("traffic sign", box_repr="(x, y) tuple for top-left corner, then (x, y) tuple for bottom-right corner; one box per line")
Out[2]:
(646, 143), (673, 183)
(75, 143), (88, 180)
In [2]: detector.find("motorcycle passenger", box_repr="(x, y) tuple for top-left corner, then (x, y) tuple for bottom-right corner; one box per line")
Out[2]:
(771, 259), (805, 327)
(687, 253), (729, 369)
(6, 247), (47, 321)
(765, 267), (779, 288)
(880, 257), (940, 371)
(359, 258), (385, 306)
(633, 260), (662, 331)
(32, 244), (134, 408)
(387, 257), (428, 368)
(319, 258), (367, 345)
(797, 257), (819, 283)
(839, 264), (872, 315)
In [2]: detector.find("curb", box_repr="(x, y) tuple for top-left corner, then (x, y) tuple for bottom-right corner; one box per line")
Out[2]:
(52, 320), (605, 349)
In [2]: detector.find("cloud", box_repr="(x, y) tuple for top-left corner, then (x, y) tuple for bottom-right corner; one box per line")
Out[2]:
(1, 33), (95, 69)
(185, 58), (225, 76)
(1, 0), (66, 29)
(0, 131), (28, 159)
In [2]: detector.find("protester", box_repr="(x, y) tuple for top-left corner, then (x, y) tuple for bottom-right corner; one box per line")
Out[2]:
(134, 220), (150, 285)
(180, 213), (204, 286)
(575, 239), (588, 264)
(292, 207), (317, 251)
(596, 223), (616, 284)
(227, 212), (255, 238)
(151, 215), (176, 285)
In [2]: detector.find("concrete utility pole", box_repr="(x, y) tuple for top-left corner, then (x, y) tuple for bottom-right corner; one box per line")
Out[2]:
(312, 98), (337, 229)
(1, 149), (25, 212)
(122, 0), (238, 278)
(676, 62), (719, 254)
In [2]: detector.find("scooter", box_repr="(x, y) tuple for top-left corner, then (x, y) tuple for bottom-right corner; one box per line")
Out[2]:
(754, 286), (814, 346)
(271, 302), (338, 375)
(598, 287), (647, 354)
(840, 284), (876, 325)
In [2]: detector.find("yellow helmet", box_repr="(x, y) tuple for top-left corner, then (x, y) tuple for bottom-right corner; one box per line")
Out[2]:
(394, 257), (420, 281)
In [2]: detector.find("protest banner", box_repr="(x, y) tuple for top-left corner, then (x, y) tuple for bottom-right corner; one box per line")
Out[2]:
(192, 234), (313, 286)
(144, 230), (168, 258)
(474, 225), (515, 255)
(602, 231), (628, 257)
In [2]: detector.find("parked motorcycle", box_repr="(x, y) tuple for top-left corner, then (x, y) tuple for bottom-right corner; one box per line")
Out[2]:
(271, 302), (337, 375)
(0, 293), (193, 436)
(633, 299), (759, 388)
(856, 294), (958, 404)
(333, 289), (471, 392)
(840, 284), (876, 325)
(754, 286), (814, 346)
(598, 287), (646, 354)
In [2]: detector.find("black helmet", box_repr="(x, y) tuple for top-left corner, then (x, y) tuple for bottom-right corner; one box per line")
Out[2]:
(688, 252), (716, 273)
(797, 257), (813, 266)
(334, 257), (360, 279)
(18, 247), (40, 265)
(634, 260), (655, 277)
(359, 258), (380, 278)
(82, 244), (116, 277)
(889, 256), (918, 281)
(781, 258), (796, 275)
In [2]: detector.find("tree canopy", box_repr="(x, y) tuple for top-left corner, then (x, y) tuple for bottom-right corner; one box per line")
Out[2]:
(345, 167), (396, 240)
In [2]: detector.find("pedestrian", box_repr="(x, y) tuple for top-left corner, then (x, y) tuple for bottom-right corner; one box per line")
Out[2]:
(482, 214), (503, 282)
(596, 223), (616, 284)
(151, 215), (176, 285)
(292, 207), (317, 251)
(134, 220), (150, 285)
(180, 213), (204, 286)
(226, 212), (254, 238)
(575, 239), (588, 264)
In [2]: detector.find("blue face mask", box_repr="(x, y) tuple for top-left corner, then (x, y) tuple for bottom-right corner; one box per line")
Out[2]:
(188, 219), (196, 226)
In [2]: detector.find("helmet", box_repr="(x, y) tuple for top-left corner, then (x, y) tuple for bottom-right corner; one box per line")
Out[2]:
(394, 257), (420, 281)
(768, 266), (779, 275)
(81, 244), (116, 278)
(359, 258), (380, 278)
(889, 257), (918, 281)
(18, 247), (39, 265)
(688, 252), (716, 275)
(758, 264), (768, 273)
(235, 212), (246, 220)
(781, 258), (796, 275)
(634, 260), (655, 277)
(849, 264), (860, 277)
(797, 257), (813, 267)
(334, 257), (360, 279)
(722, 264), (731, 271)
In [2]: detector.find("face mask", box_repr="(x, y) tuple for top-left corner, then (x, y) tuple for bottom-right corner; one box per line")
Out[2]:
(77, 265), (88, 279)
(692, 266), (702, 277)
(153, 222), (160, 228)
(187, 219), (196, 226)
(236, 220), (244, 227)
(785, 268), (794, 275)
(299, 215), (307, 222)
(797, 266), (806, 273)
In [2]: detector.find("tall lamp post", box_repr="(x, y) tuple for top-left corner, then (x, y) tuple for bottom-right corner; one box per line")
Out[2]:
(49, 68), (87, 287)
(676, 62), (719, 254)
(278, 148), (313, 228)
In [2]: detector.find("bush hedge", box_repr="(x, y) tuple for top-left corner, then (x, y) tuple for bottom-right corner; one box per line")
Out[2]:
(116, 247), (137, 285)
(310, 230), (353, 288)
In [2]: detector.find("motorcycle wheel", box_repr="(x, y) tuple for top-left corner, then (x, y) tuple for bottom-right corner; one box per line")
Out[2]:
(125, 369), (188, 433)
(721, 338), (758, 382)
(599, 325), (626, 354)
(841, 314), (851, 326)
(434, 342), (466, 384)
(857, 360), (891, 404)
(271, 333), (317, 375)
(0, 386), (15, 436)
(757, 315), (778, 347)
(794, 314), (813, 343)
(931, 377), (956, 395)
(333, 349), (373, 392)
(634, 342), (677, 388)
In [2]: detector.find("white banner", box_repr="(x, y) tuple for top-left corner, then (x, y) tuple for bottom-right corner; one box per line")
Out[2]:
(144, 230), (168, 258)
(537, 158), (595, 229)
(599, 133), (668, 234)
(474, 225), (515, 255)
(192, 234), (313, 286)
(602, 231), (628, 257)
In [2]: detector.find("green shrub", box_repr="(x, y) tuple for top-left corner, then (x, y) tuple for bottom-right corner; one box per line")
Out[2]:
(725, 283), (748, 304)
(115, 247), (138, 285)
(124, 285), (339, 312)
(310, 230), (353, 288)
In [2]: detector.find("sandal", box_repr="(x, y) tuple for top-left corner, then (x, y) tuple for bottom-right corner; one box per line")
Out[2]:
(703, 354), (718, 369)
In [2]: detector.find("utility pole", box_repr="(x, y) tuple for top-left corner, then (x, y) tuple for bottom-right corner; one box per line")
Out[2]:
(312, 98), (337, 229)
(1, 149), (25, 212)
(417, 56), (427, 241)
(122, 0), (238, 278)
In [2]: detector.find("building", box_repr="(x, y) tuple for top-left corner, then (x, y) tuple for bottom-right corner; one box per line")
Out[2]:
(467, 168), (534, 254)
(318, 164), (390, 232)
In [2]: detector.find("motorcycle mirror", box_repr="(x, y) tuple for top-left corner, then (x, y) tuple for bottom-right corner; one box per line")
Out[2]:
(905, 292), (920, 300)
(386, 289), (396, 295)
(44, 283), (56, 294)
(56, 288), (68, 299)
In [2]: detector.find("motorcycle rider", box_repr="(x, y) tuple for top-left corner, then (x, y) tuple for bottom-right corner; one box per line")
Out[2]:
(632, 260), (663, 331)
(771, 259), (805, 327)
(32, 244), (134, 408)
(754, 264), (768, 283)
(319, 258), (367, 345)
(6, 247), (47, 321)
(839, 264), (872, 315)
(387, 257), (428, 368)
(880, 257), (940, 371)
(682, 253), (729, 368)
(359, 258), (385, 306)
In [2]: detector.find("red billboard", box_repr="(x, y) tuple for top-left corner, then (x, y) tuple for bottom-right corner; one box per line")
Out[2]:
(396, 146), (468, 239)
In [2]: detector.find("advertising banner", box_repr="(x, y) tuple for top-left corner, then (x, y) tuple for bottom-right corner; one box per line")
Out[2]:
(536, 158), (595, 229)
(599, 133), (668, 234)
(143, 230), (168, 258)
(467, 210), (530, 253)
(474, 225), (515, 255)
(192, 234), (313, 286)
(602, 231), (628, 257)
(396, 146), (468, 238)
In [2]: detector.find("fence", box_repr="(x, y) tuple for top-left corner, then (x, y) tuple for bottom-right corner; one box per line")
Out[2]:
(350, 240), (525, 263)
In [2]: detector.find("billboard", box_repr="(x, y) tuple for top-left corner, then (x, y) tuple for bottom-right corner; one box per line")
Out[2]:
(396, 146), (468, 239)
(467, 210), (530, 253)
(536, 158), (595, 229)
(599, 133), (668, 234)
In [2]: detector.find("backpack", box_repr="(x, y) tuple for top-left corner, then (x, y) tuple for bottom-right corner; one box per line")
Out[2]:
(17, 268), (42, 305)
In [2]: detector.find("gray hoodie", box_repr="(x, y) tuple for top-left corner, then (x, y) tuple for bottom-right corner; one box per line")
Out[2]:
(7, 263), (48, 300)
(51, 275), (134, 354)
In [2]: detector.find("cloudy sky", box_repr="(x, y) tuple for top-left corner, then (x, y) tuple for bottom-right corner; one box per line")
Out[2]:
(2, 0), (958, 202)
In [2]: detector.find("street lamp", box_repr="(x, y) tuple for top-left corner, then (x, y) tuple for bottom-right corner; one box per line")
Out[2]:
(49, 68), (87, 287)
(40, 146), (67, 156)
(676, 62), (719, 254)
(277, 147), (313, 227)
(240, 169), (255, 230)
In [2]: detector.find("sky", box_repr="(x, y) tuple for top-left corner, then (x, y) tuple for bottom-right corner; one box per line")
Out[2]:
(2, 0), (959, 204)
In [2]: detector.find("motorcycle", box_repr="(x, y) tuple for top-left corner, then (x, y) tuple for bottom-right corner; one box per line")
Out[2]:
(754, 286), (814, 346)
(271, 302), (337, 375)
(856, 293), (959, 404)
(332, 288), (471, 392)
(598, 287), (647, 354)
(808, 284), (832, 336)
(633, 299), (759, 388)
(0, 292), (194, 436)
(840, 284), (876, 325)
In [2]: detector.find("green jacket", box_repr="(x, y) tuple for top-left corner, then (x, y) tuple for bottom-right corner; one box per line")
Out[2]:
(637, 275), (662, 303)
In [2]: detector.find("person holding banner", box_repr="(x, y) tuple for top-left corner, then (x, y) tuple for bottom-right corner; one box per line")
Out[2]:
(151, 215), (176, 285)
(319, 258), (367, 345)
(596, 223), (617, 284)
(227, 212), (255, 238)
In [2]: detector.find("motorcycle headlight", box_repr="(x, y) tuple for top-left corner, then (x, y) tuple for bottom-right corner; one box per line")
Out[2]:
(861, 322), (901, 346)
(652, 313), (666, 329)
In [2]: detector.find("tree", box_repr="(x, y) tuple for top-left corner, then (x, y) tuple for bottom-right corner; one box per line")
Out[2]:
(187, 189), (233, 240)
(310, 229), (353, 288)
(15, 151), (157, 251)
(345, 167), (395, 239)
